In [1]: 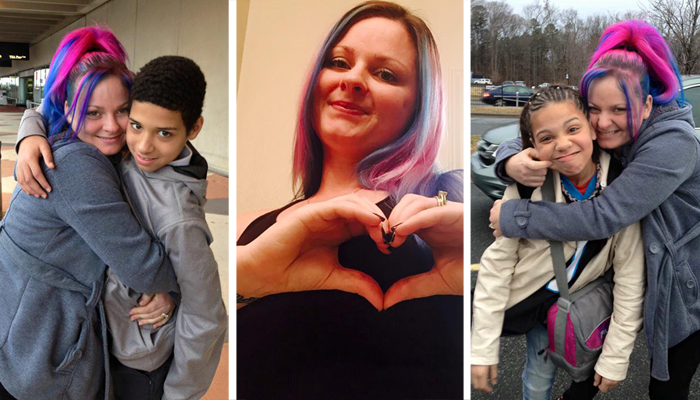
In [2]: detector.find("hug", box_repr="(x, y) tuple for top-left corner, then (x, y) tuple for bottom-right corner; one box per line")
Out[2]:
(0, 26), (226, 399)
(475, 19), (700, 400)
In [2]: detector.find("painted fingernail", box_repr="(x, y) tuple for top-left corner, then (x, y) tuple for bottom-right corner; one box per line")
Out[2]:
(387, 245), (394, 253)
(390, 222), (403, 232)
(383, 231), (395, 245)
(382, 227), (394, 243)
(372, 212), (386, 222)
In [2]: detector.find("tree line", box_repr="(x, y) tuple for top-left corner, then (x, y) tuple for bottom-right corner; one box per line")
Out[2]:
(471, 0), (700, 87)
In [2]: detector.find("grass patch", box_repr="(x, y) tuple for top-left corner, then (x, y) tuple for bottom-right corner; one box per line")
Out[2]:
(471, 135), (480, 154)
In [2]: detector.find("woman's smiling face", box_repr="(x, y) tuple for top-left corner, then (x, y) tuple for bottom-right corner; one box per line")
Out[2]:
(312, 17), (418, 159)
(587, 74), (652, 151)
(67, 74), (129, 156)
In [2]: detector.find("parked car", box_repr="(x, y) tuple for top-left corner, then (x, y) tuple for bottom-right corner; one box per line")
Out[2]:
(473, 78), (492, 85)
(538, 82), (550, 88)
(482, 85), (533, 107)
(501, 81), (514, 86)
(471, 75), (700, 199)
(515, 81), (527, 87)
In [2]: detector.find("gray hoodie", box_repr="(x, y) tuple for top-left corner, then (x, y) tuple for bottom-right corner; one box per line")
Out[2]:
(108, 147), (227, 400)
(495, 102), (700, 381)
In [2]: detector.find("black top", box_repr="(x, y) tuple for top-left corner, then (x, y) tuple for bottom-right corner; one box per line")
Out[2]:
(237, 197), (463, 400)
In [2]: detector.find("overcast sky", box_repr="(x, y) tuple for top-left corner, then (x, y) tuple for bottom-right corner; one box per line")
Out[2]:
(503, 0), (649, 19)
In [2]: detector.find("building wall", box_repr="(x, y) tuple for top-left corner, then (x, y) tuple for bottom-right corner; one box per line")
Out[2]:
(237, 0), (463, 215)
(0, 0), (229, 174)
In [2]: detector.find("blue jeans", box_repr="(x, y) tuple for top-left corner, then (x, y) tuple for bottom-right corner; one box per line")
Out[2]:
(522, 321), (557, 400)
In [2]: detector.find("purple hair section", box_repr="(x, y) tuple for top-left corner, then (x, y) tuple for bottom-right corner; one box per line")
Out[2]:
(589, 20), (681, 104)
(43, 26), (128, 137)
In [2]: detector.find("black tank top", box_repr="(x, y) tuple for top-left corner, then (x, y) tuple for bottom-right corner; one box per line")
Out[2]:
(237, 197), (463, 399)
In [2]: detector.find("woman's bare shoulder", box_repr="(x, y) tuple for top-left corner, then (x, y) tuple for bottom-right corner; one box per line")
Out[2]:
(236, 208), (274, 241)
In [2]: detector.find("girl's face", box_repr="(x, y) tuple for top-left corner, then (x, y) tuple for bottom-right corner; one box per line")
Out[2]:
(312, 17), (418, 160)
(66, 74), (129, 156)
(530, 101), (597, 182)
(587, 75), (652, 151)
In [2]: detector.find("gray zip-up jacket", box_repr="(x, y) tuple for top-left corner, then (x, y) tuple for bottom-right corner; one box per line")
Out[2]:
(493, 102), (700, 381)
(0, 138), (177, 399)
(111, 150), (228, 400)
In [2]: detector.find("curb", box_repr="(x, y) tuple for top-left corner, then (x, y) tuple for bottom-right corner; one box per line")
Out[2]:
(471, 106), (523, 116)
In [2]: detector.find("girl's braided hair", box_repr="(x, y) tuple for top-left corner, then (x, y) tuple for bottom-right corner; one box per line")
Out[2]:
(519, 85), (589, 150)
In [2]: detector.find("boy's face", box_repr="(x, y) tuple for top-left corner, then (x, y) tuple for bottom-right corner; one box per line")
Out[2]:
(126, 101), (201, 172)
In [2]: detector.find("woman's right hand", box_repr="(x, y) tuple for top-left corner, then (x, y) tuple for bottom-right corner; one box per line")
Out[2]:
(504, 147), (552, 187)
(237, 195), (386, 310)
(16, 135), (54, 198)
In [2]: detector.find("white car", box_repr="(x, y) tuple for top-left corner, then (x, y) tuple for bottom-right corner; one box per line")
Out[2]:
(473, 78), (492, 85)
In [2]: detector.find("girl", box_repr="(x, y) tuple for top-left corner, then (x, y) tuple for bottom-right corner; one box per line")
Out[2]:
(491, 20), (700, 399)
(472, 86), (645, 399)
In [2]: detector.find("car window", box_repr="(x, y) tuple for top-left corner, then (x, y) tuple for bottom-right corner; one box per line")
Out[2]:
(516, 87), (532, 94)
(503, 86), (517, 94)
(685, 85), (700, 129)
(683, 86), (700, 128)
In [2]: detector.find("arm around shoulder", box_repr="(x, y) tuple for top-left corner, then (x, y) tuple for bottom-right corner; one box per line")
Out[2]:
(51, 147), (177, 294)
(493, 137), (523, 184)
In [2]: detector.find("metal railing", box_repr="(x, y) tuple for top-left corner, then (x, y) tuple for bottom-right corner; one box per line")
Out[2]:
(471, 85), (487, 106)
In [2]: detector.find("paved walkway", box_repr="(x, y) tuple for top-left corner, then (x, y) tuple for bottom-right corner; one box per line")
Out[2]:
(0, 108), (229, 398)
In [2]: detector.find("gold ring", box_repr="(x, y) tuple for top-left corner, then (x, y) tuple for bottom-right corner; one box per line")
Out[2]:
(161, 313), (169, 320)
(436, 190), (448, 207)
(489, 223), (495, 229)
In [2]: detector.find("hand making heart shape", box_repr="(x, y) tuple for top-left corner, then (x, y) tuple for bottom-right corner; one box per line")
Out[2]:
(378, 193), (464, 309)
(237, 192), (464, 311)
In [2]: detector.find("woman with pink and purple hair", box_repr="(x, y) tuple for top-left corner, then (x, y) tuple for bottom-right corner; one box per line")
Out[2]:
(489, 20), (700, 399)
(236, 1), (463, 398)
(0, 27), (177, 399)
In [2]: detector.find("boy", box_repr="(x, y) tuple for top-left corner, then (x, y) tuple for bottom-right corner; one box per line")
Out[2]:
(15, 56), (227, 400)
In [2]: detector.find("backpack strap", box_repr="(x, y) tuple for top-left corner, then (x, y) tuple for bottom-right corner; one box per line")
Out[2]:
(540, 170), (572, 304)
(516, 182), (536, 200)
(540, 170), (575, 357)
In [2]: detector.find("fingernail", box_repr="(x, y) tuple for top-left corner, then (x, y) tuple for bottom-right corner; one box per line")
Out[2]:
(387, 245), (394, 253)
(372, 212), (385, 222)
(382, 228), (394, 243)
(383, 231), (395, 245)
(390, 222), (403, 232)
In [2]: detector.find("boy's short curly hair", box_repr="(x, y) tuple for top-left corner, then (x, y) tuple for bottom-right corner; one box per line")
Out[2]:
(130, 55), (206, 132)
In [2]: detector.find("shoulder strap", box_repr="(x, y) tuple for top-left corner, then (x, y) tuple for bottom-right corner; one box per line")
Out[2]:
(516, 183), (536, 200)
(541, 170), (571, 303)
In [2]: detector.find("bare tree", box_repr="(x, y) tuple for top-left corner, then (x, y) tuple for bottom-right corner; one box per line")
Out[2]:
(485, 1), (518, 82)
(643, 0), (700, 73)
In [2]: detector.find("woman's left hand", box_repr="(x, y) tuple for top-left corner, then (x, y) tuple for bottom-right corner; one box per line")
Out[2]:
(593, 372), (620, 393)
(129, 292), (176, 329)
(380, 194), (464, 309)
